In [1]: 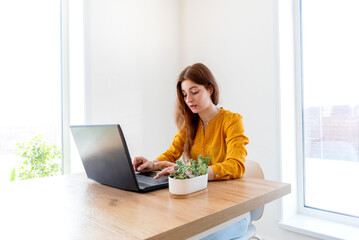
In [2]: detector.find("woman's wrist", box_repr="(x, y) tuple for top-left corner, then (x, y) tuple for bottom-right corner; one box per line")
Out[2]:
(152, 160), (159, 171)
(207, 166), (214, 181)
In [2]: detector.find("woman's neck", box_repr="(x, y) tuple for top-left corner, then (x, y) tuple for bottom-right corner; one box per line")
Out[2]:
(199, 104), (220, 124)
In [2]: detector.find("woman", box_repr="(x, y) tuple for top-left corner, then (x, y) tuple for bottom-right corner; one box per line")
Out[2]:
(133, 63), (250, 240)
(133, 63), (249, 180)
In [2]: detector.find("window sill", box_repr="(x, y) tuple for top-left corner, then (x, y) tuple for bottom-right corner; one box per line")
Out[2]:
(279, 214), (359, 240)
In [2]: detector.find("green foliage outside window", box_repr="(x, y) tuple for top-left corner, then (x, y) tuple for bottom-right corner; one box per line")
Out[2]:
(10, 135), (63, 181)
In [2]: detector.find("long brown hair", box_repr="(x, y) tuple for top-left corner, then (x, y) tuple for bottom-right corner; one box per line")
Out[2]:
(175, 63), (219, 160)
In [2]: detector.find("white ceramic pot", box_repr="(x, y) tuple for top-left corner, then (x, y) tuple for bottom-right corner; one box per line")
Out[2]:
(168, 173), (208, 195)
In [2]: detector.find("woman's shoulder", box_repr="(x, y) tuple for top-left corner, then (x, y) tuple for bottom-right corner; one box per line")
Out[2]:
(217, 108), (245, 131)
(220, 108), (243, 121)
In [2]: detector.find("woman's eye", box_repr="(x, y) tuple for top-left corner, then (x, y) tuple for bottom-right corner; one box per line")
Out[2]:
(192, 91), (199, 95)
(183, 94), (187, 98)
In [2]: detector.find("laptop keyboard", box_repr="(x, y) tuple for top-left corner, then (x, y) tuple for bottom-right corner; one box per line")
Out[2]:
(136, 172), (168, 186)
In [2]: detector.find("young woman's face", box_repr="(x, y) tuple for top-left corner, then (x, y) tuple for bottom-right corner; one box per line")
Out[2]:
(181, 79), (212, 114)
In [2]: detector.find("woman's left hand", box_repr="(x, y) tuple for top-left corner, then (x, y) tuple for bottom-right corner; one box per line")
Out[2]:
(153, 161), (177, 179)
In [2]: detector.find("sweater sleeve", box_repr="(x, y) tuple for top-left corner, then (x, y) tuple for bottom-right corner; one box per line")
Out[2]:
(211, 114), (249, 180)
(156, 130), (185, 163)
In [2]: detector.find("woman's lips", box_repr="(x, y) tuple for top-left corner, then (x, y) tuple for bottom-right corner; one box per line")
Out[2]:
(189, 104), (197, 109)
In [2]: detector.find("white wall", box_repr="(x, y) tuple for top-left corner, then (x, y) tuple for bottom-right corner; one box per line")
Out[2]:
(84, 0), (180, 159)
(83, 0), (317, 239)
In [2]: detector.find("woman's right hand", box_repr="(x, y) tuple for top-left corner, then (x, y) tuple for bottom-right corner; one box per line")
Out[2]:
(133, 156), (154, 172)
(153, 161), (178, 179)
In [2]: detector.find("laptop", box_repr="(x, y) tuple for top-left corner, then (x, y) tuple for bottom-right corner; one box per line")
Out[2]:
(70, 124), (168, 192)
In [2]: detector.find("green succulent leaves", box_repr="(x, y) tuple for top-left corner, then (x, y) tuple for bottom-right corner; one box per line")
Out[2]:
(169, 155), (211, 179)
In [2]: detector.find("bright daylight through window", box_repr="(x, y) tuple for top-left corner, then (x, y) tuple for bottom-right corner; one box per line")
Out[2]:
(0, 0), (63, 182)
(301, 0), (359, 218)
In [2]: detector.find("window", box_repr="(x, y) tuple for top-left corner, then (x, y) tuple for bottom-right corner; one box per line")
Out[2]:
(301, 0), (359, 221)
(0, 0), (63, 181)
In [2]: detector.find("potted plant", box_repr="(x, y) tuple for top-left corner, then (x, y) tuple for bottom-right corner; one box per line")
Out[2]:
(168, 155), (211, 195)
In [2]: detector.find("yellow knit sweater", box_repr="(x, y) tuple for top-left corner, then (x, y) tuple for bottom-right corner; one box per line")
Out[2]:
(156, 108), (249, 180)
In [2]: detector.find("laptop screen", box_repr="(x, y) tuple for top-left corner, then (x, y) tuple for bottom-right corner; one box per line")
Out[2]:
(70, 124), (139, 191)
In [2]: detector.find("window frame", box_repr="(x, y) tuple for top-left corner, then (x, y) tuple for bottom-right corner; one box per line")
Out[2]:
(279, 0), (359, 238)
(61, 0), (71, 174)
(296, 0), (359, 227)
(294, 0), (359, 226)
(61, 0), (85, 174)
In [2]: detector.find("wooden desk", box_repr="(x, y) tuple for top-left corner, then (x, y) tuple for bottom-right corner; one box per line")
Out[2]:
(0, 173), (290, 240)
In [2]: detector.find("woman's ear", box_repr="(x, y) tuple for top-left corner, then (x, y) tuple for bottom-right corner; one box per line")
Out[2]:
(209, 85), (214, 95)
